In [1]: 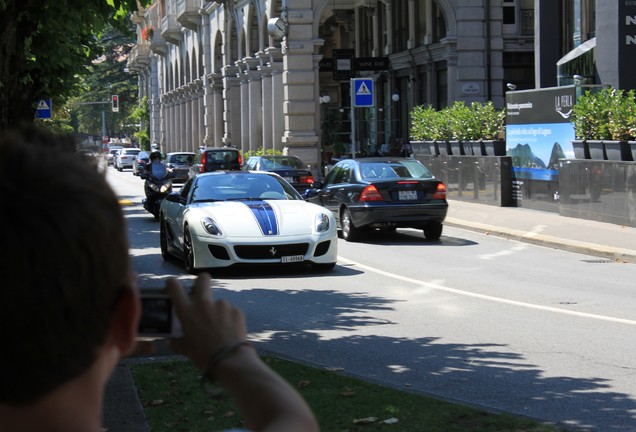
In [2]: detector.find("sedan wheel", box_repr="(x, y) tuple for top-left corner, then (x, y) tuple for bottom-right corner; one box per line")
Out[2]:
(341, 208), (360, 242)
(159, 218), (171, 260)
(423, 222), (443, 240)
(183, 225), (198, 274)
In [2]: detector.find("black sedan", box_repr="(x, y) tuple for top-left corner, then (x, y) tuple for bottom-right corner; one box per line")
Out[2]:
(244, 155), (314, 193)
(165, 152), (196, 183)
(304, 157), (448, 241)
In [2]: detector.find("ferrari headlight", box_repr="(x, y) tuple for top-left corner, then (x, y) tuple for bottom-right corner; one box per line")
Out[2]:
(314, 213), (330, 232)
(201, 217), (223, 236)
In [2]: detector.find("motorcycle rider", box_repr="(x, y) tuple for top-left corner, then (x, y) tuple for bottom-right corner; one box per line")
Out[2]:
(143, 151), (172, 218)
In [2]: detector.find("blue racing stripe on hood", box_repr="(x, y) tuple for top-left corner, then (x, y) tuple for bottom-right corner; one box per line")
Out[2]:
(245, 201), (279, 235)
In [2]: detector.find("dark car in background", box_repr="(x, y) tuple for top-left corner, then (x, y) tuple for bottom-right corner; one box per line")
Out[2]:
(189, 147), (242, 178)
(303, 157), (448, 242)
(132, 151), (150, 176)
(165, 151), (196, 183)
(244, 155), (314, 194)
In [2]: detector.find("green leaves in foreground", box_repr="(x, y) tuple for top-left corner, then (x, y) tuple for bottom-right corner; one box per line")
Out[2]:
(130, 357), (564, 432)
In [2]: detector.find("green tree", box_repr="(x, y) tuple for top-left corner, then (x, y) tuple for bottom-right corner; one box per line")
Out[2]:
(0, 0), (147, 131)
(68, 24), (139, 138)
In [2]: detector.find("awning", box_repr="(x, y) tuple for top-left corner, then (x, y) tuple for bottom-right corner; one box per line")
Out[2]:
(557, 37), (596, 66)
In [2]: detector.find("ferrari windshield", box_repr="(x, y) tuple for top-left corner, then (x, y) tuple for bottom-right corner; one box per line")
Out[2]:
(190, 172), (303, 202)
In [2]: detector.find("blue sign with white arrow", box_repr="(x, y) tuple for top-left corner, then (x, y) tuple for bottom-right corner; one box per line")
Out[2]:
(353, 78), (374, 107)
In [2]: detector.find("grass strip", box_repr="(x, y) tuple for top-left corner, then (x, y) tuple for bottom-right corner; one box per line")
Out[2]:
(130, 356), (566, 432)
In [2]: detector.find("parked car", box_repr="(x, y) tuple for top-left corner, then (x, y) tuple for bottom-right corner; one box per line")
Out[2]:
(115, 148), (141, 171)
(244, 155), (314, 193)
(159, 171), (338, 274)
(164, 151), (196, 183)
(107, 146), (123, 166)
(303, 157), (448, 242)
(78, 149), (101, 170)
(189, 147), (242, 178)
(132, 151), (150, 176)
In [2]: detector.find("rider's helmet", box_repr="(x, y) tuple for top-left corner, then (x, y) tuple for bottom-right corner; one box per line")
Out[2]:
(149, 151), (162, 162)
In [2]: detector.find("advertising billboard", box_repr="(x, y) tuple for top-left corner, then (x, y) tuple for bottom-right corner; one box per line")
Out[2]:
(505, 86), (576, 182)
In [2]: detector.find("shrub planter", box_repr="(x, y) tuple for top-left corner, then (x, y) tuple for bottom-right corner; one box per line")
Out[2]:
(437, 141), (452, 156)
(471, 140), (486, 156)
(449, 140), (464, 155)
(410, 141), (432, 156)
(629, 141), (636, 161)
(587, 140), (606, 160)
(604, 140), (633, 161)
(571, 140), (590, 159)
(483, 140), (506, 156)
(462, 141), (475, 155)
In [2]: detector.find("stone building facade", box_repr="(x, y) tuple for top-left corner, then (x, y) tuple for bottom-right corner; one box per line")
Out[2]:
(126, 0), (534, 175)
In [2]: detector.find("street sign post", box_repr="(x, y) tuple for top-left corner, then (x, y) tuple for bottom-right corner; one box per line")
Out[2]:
(350, 78), (375, 159)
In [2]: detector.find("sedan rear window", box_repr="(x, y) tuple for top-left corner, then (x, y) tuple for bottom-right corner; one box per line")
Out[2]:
(359, 160), (434, 181)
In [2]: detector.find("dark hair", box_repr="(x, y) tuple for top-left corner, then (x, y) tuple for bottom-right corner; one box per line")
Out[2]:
(0, 127), (130, 404)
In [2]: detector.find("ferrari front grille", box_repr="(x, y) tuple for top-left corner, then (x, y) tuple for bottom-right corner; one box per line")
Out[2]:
(234, 243), (309, 259)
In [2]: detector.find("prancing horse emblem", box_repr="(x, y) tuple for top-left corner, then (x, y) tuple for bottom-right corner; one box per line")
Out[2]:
(269, 247), (277, 257)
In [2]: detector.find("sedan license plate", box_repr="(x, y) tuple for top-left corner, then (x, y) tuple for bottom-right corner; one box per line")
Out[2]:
(284, 177), (295, 183)
(398, 190), (418, 200)
(281, 255), (304, 263)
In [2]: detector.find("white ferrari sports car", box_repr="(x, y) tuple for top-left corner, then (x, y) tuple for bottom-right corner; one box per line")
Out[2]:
(159, 171), (338, 274)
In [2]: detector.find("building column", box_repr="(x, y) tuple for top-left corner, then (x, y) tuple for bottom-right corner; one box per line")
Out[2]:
(210, 74), (224, 147)
(281, 1), (320, 170)
(259, 62), (273, 152)
(237, 61), (249, 154)
(184, 89), (193, 152)
(222, 65), (241, 147)
(246, 58), (263, 154)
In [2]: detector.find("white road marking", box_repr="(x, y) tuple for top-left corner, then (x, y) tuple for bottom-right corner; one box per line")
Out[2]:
(337, 256), (636, 327)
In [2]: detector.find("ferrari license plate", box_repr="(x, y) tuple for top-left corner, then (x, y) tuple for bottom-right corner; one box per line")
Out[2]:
(398, 190), (418, 200)
(281, 255), (304, 263)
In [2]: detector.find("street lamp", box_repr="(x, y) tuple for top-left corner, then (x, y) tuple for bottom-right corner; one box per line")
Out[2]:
(391, 91), (400, 102)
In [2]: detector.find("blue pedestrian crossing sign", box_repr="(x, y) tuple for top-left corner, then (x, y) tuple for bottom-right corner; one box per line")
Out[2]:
(35, 98), (52, 119)
(352, 78), (374, 107)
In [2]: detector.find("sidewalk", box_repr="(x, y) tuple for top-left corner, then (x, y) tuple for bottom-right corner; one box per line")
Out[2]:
(102, 199), (636, 430)
(445, 200), (636, 264)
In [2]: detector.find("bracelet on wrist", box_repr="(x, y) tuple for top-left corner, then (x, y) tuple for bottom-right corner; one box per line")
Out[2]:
(201, 340), (252, 389)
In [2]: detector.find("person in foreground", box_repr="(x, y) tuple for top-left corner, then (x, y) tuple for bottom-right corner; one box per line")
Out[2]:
(0, 127), (318, 432)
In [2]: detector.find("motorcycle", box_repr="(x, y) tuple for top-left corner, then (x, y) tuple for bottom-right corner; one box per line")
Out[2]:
(141, 163), (173, 220)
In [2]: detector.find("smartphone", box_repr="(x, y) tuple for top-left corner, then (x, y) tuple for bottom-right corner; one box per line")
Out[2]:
(138, 289), (182, 338)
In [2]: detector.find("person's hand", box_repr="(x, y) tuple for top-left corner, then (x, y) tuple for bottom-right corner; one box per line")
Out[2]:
(166, 273), (247, 372)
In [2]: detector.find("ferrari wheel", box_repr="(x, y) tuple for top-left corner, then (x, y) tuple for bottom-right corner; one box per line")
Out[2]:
(423, 222), (443, 240)
(159, 217), (170, 260)
(341, 208), (360, 242)
(183, 225), (198, 274)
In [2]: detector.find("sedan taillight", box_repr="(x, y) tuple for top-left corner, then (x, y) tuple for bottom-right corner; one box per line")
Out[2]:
(199, 152), (206, 173)
(432, 183), (446, 199)
(359, 185), (383, 201)
(299, 175), (314, 184)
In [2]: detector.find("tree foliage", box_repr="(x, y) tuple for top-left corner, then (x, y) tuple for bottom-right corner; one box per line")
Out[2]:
(0, 0), (148, 131)
(67, 23), (140, 139)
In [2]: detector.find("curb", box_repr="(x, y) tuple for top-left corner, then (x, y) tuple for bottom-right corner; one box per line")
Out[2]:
(444, 218), (636, 264)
